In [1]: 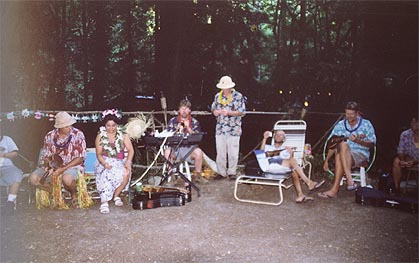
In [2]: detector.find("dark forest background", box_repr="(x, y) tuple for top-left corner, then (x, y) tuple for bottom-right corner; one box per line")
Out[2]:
(0, 0), (418, 172)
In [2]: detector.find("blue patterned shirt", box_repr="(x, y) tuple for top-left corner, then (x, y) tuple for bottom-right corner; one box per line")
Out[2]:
(211, 89), (246, 136)
(397, 129), (419, 160)
(328, 116), (376, 159)
(167, 115), (201, 134)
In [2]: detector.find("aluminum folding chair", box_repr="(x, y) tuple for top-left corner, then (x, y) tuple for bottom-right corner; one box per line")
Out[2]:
(234, 120), (310, 205)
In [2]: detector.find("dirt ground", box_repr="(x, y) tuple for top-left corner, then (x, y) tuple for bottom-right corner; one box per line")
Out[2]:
(1, 177), (418, 263)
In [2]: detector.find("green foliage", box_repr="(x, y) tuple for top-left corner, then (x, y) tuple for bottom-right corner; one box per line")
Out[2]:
(1, 0), (414, 112)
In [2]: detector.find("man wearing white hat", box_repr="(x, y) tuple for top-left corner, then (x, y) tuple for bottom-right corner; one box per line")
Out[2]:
(211, 75), (246, 180)
(30, 111), (86, 208)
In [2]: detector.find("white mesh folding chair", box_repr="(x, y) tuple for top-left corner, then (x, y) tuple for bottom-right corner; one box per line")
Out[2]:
(234, 120), (311, 205)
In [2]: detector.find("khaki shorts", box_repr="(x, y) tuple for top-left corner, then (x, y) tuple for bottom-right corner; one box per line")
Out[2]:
(32, 167), (79, 182)
(351, 151), (369, 167)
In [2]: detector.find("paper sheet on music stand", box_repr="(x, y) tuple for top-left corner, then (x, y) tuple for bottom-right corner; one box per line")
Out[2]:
(154, 130), (175, 138)
(254, 150), (291, 174)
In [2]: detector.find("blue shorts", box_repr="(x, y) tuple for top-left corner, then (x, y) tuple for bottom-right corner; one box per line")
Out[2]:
(174, 147), (196, 164)
(0, 165), (23, 186)
(32, 167), (79, 182)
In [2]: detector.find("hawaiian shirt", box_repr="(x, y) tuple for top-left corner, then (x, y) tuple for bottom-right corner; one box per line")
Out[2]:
(0, 136), (19, 167)
(328, 116), (376, 159)
(211, 89), (246, 136)
(397, 129), (419, 160)
(167, 115), (201, 134)
(41, 127), (86, 172)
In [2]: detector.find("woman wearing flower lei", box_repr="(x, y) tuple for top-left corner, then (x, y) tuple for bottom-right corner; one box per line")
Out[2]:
(95, 109), (134, 214)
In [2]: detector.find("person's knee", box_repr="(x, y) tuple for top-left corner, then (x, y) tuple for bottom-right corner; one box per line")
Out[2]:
(193, 148), (203, 159)
(289, 158), (298, 167)
(393, 156), (401, 167)
(62, 174), (76, 186)
(29, 173), (39, 185)
(337, 142), (350, 152)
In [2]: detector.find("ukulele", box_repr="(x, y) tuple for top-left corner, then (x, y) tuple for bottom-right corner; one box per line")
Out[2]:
(39, 154), (64, 185)
(326, 134), (366, 150)
(265, 147), (297, 157)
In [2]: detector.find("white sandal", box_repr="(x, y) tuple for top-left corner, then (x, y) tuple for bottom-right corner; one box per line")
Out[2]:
(114, 197), (123, 207)
(100, 203), (109, 214)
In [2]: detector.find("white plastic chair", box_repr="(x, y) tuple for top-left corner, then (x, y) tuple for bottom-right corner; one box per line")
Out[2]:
(234, 120), (310, 205)
(322, 137), (376, 188)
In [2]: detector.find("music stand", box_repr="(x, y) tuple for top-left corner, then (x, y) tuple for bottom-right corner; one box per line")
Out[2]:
(143, 133), (204, 198)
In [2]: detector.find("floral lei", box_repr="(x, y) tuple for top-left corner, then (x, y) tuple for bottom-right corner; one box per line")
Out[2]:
(99, 126), (124, 157)
(344, 116), (363, 133)
(218, 89), (235, 106)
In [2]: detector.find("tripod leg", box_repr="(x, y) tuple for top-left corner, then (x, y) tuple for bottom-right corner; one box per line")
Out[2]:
(177, 171), (201, 197)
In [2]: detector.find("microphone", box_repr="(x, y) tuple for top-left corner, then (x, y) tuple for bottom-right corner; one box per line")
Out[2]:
(160, 93), (167, 110)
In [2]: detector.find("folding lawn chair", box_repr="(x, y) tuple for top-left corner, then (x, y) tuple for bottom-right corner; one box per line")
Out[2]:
(234, 120), (311, 205)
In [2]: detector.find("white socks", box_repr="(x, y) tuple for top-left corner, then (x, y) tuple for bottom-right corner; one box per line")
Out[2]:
(7, 194), (17, 202)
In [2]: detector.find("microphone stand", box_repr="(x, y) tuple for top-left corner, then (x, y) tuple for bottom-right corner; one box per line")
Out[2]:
(160, 91), (168, 129)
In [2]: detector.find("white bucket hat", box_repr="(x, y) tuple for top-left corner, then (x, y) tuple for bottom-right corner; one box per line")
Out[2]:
(216, 76), (235, 89)
(54, 112), (76, 128)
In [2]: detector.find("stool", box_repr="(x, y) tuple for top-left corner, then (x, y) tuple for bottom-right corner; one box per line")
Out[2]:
(402, 166), (418, 193)
(340, 166), (367, 187)
(179, 161), (192, 182)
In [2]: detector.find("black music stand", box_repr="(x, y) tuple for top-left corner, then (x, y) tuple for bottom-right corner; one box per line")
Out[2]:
(143, 133), (203, 198)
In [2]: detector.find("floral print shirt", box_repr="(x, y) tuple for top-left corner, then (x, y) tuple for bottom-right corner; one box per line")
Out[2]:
(167, 115), (201, 134)
(397, 129), (419, 160)
(211, 89), (246, 136)
(41, 127), (86, 172)
(328, 116), (376, 159)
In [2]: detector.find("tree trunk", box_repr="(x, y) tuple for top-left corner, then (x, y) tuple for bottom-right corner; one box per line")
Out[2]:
(154, 1), (194, 109)
(82, 0), (89, 109)
(90, 1), (108, 108)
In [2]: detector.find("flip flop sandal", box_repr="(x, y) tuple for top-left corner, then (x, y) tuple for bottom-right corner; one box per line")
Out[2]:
(296, 196), (314, 203)
(346, 183), (358, 191)
(114, 197), (123, 207)
(309, 180), (326, 192)
(100, 203), (110, 214)
(317, 192), (336, 199)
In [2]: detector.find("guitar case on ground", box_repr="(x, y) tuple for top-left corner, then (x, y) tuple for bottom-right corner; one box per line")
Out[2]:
(132, 189), (187, 210)
(355, 187), (418, 214)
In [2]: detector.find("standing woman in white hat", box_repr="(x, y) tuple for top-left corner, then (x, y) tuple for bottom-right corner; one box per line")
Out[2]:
(211, 75), (246, 180)
(30, 111), (86, 208)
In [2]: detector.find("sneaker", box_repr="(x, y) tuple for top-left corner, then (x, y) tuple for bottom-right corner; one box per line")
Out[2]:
(194, 173), (209, 184)
(214, 174), (226, 180)
(228, 174), (237, 180)
(114, 197), (123, 207)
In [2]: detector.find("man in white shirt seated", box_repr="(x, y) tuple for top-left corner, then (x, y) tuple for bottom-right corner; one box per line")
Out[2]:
(259, 130), (324, 203)
(0, 125), (23, 214)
